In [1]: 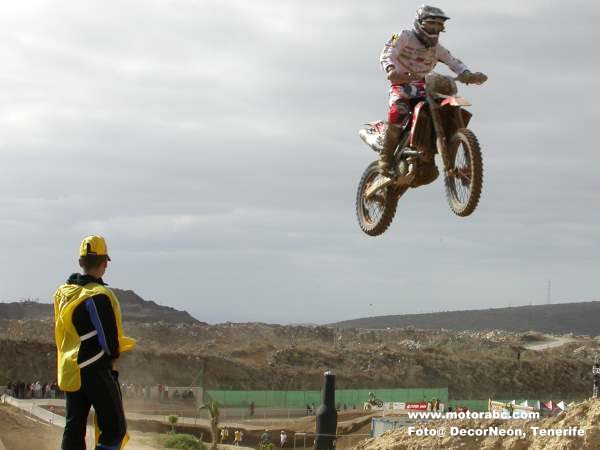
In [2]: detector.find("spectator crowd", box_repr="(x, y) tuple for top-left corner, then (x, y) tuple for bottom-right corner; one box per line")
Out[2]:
(4, 380), (198, 404)
(5, 380), (63, 399)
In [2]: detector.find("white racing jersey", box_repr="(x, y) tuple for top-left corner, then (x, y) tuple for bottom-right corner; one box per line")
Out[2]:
(380, 30), (468, 77)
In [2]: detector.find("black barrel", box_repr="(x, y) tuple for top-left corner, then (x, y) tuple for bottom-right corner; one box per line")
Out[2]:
(314, 371), (337, 450)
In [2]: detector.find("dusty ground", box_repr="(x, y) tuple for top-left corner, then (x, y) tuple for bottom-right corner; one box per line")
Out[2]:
(0, 403), (168, 450)
(0, 403), (62, 450)
(356, 399), (600, 450)
(40, 403), (374, 447)
(0, 401), (370, 450)
(243, 410), (372, 433)
(0, 403), (260, 450)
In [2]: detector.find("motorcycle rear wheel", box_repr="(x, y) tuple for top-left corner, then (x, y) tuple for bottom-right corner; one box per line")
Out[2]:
(444, 128), (483, 217)
(356, 161), (405, 236)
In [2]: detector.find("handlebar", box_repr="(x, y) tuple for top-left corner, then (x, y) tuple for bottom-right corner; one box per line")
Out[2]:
(390, 70), (487, 86)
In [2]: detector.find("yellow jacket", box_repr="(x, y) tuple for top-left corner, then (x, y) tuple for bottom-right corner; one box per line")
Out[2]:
(53, 282), (136, 392)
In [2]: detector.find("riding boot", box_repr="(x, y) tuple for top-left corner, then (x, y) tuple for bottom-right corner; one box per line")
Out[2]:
(378, 124), (402, 177)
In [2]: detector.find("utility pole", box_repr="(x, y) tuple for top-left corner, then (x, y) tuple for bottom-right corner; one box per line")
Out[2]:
(546, 280), (552, 305)
(190, 360), (205, 406)
(593, 355), (600, 399)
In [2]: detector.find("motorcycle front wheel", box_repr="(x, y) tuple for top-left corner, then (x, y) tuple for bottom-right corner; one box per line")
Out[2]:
(444, 128), (483, 217)
(355, 161), (405, 236)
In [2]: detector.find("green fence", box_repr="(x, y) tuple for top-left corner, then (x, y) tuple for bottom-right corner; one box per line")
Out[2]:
(205, 388), (448, 408)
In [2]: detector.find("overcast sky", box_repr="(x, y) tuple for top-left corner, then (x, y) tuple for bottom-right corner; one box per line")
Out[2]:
(0, 0), (598, 324)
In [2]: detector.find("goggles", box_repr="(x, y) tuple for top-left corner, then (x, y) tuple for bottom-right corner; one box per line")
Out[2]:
(421, 18), (446, 34)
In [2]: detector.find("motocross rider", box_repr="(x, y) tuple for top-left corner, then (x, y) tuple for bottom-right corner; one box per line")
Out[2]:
(378, 5), (487, 177)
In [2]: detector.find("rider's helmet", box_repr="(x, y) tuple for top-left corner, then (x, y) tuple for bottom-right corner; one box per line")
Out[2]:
(413, 5), (450, 48)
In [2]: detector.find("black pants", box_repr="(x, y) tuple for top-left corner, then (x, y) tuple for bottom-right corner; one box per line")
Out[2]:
(61, 368), (126, 450)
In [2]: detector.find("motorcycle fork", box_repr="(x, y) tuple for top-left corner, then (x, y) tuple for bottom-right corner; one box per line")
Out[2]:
(427, 95), (450, 171)
(428, 96), (464, 173)
(454, 106), (466, 129)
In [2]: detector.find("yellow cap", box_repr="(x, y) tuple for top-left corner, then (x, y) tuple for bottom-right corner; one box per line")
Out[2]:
(79, 235), (111, 260)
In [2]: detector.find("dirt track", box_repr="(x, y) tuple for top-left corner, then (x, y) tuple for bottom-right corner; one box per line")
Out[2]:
(523, 334), (578, 351)
(0, 404), (62, 450)
(1, 399), (373, 450)
(0, 403), (165, 450)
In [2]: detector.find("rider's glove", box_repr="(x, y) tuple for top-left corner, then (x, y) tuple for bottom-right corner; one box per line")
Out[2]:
(456, 70), (471, 83)
(470, 72), (488, 84)
(457, 70), (488, 85)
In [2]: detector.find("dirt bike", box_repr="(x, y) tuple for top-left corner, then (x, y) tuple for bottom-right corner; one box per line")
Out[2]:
(364, 394), (384, 410)
(369, 398), (384, 408)
(356, 72), (485, 236)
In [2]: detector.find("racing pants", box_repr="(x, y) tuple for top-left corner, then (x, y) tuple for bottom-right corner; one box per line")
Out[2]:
(61, 368), (127, 450)
(387, 80), (425, 125)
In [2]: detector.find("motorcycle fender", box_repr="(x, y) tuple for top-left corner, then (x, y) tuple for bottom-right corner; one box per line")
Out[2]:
(441, 96), (472, 107)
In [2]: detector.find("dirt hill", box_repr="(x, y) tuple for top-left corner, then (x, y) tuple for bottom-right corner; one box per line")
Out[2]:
(1, 320), (597, 401)
(332, 301), (600, 335)
(2, 293), (598, 401)
(0, 289), (202, 325)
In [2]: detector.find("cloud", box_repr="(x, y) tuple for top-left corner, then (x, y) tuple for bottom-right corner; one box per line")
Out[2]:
(0, 1), (599, 323)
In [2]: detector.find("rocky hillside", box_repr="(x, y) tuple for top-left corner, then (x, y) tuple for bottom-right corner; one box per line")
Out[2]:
(114, 289), (201, 324)
(0, 320), (597, 401)
(0, 300), (50, 320)
(0, 289), (202, 325)
(333, 301), (600, 335)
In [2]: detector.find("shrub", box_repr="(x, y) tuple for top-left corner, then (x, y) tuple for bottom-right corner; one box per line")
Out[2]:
(167, 414), (179, 433)
(163, 433), (206, 450)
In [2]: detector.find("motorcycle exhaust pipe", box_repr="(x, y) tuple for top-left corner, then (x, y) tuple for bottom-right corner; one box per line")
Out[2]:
(399, 149), (421, 158)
